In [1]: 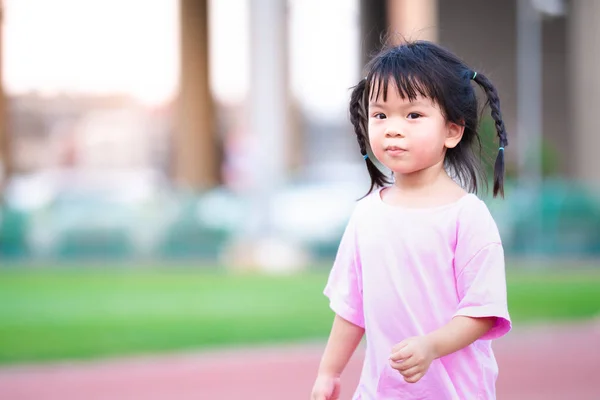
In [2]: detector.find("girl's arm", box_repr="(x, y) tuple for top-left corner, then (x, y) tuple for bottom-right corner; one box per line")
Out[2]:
(426, 315), (495, 358)
(312, 315), (364, 399)
(317, 314), (365, 377)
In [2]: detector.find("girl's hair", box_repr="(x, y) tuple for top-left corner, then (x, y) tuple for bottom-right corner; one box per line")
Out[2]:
(349, 40), (508, 198)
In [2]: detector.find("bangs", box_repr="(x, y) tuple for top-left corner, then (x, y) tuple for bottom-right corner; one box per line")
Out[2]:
(366, 48), (443, 105)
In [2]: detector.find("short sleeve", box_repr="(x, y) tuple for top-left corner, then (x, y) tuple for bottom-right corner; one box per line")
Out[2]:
(323, 210), (364, 328)
(453, 200), (511, 340)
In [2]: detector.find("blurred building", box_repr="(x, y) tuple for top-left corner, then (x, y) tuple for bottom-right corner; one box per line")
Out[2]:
(1, 0), (598, 191)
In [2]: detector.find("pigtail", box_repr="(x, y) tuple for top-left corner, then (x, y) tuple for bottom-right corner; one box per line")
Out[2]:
(349, 78), (390, 197)
(472, 72), (508, 198)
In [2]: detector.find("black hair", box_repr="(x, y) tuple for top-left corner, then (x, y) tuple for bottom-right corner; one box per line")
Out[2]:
(349, 40), (508, 198)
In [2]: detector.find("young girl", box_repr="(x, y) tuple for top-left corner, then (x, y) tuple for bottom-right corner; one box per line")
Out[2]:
(311, 40), (511, 399)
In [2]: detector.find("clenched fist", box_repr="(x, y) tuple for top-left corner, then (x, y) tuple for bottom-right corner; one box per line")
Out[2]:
(389, 336), (437, 384)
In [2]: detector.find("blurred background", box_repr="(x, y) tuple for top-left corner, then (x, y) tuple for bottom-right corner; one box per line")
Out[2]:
(0, 0), (598, 399)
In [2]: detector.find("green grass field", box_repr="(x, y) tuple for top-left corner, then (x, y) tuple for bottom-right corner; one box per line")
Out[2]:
(0, 265), (599, 364)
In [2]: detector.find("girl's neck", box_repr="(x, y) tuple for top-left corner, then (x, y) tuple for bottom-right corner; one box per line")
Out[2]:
(393, 160), (448, 192)
(387, 161), (465, 207)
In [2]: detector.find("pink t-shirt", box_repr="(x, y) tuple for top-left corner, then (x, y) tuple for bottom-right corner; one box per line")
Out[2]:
(324, 188), (511, 399)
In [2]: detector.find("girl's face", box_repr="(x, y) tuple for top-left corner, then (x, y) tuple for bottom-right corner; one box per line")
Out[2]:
(367, 80), (464, 176)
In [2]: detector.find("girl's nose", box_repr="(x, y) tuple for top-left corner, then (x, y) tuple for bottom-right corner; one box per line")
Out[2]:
(385, 129), (404, 138)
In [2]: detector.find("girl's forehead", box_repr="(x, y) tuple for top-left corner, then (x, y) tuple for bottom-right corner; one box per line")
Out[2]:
(367, 77), (442, 113)
(368, 74), (434, 104)
(369, 84), (434, 106)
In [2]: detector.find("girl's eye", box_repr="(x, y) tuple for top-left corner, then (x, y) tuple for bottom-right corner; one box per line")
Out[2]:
(373, 113), (386, 119)
(407, 112), (421, 119)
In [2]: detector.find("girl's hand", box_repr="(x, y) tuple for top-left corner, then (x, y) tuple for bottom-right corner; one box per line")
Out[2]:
(311, 374), (341, 400)
(389, 336), (437, 384)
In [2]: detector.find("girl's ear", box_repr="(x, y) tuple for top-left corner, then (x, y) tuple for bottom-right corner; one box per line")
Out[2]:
(444, 121), (465, 149)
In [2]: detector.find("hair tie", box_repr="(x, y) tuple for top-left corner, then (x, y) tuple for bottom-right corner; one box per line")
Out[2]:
(499, 147), (504, 151)
(363, 154), (369, 160)
(471, 71), (477, 80)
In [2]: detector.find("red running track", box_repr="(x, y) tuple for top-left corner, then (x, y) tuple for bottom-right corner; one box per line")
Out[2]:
(1, 321), (598, 399)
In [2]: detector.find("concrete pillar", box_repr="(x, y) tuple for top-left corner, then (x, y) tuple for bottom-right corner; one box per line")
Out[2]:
(360, 0), (387, 68)
(224, 0), (308, 273)
(517, 0), (543, 186)
(387, 0), (438, 44)
(0, 2), (8, 196)
(175, 0), (218, 190)
(568, 0), (600, 186)
(248, 0), (288, 193)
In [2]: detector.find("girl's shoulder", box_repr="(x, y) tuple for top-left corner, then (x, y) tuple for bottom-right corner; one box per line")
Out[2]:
(454, 193), (502, 244)
(455, 192), (496, 219)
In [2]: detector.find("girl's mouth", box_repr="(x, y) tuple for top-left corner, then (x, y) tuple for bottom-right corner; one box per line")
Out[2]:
(385, 146), (407, 156)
